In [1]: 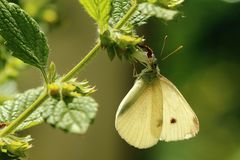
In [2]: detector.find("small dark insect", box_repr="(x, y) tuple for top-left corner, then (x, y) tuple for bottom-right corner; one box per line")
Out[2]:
(170, 118), (177, 124)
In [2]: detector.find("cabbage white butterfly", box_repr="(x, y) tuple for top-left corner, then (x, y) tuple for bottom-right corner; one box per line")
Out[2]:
(115, 69), (199, 149)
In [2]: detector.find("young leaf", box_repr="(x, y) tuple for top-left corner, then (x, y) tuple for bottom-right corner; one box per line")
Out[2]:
(43, 96), (98, 134)
(98, 0), (111, 33)
(79, 0), (111, 33)
(0, 0), (49, 70)
(0, 87), (44, 131)
(79, 0), (98, 20)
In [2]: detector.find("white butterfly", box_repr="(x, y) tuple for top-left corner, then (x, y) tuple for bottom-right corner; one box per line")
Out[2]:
(115, 72), (199, 149)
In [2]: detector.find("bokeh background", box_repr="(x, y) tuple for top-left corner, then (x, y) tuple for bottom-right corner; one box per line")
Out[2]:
(14, 0), (240, 159)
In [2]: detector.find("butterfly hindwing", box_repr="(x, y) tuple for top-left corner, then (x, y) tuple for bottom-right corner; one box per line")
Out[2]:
(159, 76), (199, 141)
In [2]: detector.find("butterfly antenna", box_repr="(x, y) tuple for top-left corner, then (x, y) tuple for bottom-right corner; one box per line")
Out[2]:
(160, 35), (168, 58)
(161, 45), (183, 61)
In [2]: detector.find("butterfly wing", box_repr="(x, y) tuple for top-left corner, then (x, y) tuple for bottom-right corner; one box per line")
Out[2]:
(159, 76), (199, 141)
(115, 78), (163, 149)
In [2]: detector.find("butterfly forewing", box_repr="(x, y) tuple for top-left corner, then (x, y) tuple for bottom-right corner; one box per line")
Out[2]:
(159, 76), (199, 141)
(115, 78), (163, 149)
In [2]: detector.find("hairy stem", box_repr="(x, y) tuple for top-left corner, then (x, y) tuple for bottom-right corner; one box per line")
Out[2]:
(61, 0), (138, 82)
(0, 1), (138, 137)
(0, 90), (49, 137)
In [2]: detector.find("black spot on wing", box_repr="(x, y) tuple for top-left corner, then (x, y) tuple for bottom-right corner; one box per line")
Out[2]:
(170, 118), (177, 124)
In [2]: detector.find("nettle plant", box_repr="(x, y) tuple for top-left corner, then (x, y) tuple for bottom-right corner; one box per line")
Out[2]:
(0, 0), (199, 159)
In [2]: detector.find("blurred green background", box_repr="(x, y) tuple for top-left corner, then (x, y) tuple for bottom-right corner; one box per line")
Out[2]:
(15, 0), (240, 159)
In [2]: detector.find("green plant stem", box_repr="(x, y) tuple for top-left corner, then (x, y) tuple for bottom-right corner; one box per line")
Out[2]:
(61, 0), (138, 82)
(0, 1), (138, 137)
(0, 90), (49, 137)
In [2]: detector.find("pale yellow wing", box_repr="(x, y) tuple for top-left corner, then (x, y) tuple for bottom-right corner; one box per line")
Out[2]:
(159, 76), (199, 141)
(115, 78), (163, 149)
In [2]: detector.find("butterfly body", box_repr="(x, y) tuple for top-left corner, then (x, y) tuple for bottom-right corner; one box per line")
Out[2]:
(115, 73), (199, 149)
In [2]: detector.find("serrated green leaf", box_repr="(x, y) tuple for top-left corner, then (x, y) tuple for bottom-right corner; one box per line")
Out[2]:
(110, 0), (179, 30)
(43, 96), (98, 134)
(0, 87), (44, 131)
(98, 0), (111, 33)
(131, 2), (178, 26)
(109, 0), (132, 27)
(79, 0), (98, 20)
(0, 79), (97, 133)
(0, 0), (49, 70)
(79, 0), (111, 33)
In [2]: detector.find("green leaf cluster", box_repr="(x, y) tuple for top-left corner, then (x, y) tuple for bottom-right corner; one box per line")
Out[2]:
(79, 0), (182, 61)
(0, 0), (49, 71)
(109, 0), (181, 29)
(0, 135), (31, 159)
(100, 29), (143, 60)
(131, 3), (179, 26)
(0, 0), (186, 158)
(0, 78), (98, 134)
(46, 79), (98, 133)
